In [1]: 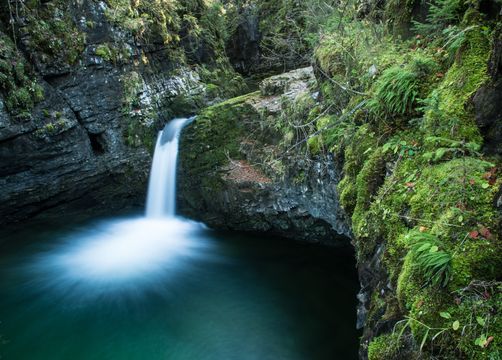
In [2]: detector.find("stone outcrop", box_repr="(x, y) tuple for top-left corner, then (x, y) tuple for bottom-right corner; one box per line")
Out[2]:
(178, 67), (351, 245)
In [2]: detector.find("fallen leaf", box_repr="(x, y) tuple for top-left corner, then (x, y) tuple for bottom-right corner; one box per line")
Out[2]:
(468, 230), (479, 239)
(419, 226), (428, 233)
(479, 226), (492, 239)
(405, 182), (415, 188)
(469, 179), (476, 185)
(485, 336), (494, 348)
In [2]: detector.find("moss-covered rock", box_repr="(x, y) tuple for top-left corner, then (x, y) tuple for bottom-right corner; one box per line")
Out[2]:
(178, 67), (351, 243)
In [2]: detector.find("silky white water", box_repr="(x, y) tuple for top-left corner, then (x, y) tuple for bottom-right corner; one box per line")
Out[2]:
(26, 117), (200, 291)
(146, 117), (193, 217)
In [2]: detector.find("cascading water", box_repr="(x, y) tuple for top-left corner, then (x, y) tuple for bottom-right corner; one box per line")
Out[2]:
(146, 117), (193, 217)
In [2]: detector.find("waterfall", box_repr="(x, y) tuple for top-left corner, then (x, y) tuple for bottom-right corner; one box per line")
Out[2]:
(146, 117), (193, 218)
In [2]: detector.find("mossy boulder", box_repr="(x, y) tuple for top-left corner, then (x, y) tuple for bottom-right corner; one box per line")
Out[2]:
(178, 68), (351, 244)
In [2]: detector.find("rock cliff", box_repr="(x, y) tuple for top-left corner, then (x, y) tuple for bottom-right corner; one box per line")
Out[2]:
(0, 0), (243, 224)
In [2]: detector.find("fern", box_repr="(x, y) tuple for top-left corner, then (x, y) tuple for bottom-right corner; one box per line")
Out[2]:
(367, 66), (418, 116)
(412, 0), (465, 36)
(408, 231), (452, 288)
(368, 56), (438, 118)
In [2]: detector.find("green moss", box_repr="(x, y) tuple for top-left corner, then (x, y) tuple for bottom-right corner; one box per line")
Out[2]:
(179, 92), (261, 196)
(422, 26), (490, 142)
(95, 43), (130, 63)
(368, 332), (409, 360)
(95, 44), (114, 61)
(34, 119), (68, 139)
(338, 124), (379, 216)
(0, 32), (44, 116)
(20, 0), (86, 66)
(197, 62), (247, 99)
(352, 148), (386, 256)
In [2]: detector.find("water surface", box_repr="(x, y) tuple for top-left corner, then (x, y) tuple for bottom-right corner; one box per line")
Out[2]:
(0, 216), (359, 359)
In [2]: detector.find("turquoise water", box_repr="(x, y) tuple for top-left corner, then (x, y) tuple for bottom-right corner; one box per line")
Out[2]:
(0, 215), (359, 359)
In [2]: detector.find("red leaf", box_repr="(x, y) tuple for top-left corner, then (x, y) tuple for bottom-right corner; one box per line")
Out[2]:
(468, 230), (479, 239)
(405, 182), (415, 188)
(482, 167), (498, 185)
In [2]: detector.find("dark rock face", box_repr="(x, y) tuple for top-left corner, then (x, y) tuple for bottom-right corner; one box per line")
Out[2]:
(473, 27), (502, 156)
(178, 67), (351, 245)
(226, 3), (261, 75)
(0, 0), (209, 225)
(180, 153), (350, 244)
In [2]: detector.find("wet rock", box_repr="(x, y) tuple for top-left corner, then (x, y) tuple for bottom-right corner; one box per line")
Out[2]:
(226, 2), (261, 75)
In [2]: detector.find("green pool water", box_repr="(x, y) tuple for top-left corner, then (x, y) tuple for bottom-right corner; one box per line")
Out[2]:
(0, 215), (359, 360)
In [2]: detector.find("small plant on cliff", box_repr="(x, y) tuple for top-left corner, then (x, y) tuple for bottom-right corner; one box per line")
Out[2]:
(408, 231), (452, 288)
(367, 55), (438, 120)
(422, 136), (481, 163)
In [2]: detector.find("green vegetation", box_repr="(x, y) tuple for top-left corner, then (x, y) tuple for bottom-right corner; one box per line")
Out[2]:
(407, 231), (453, 287)
(0, 32), (43, 117)
(5, 0), (86, 66)
(103, 0), (183, 46)
(120, 71), (157, 149)
(95, 43), (130, 64)
(252, 0), (502, 358)
(178, 92), (260, 208)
